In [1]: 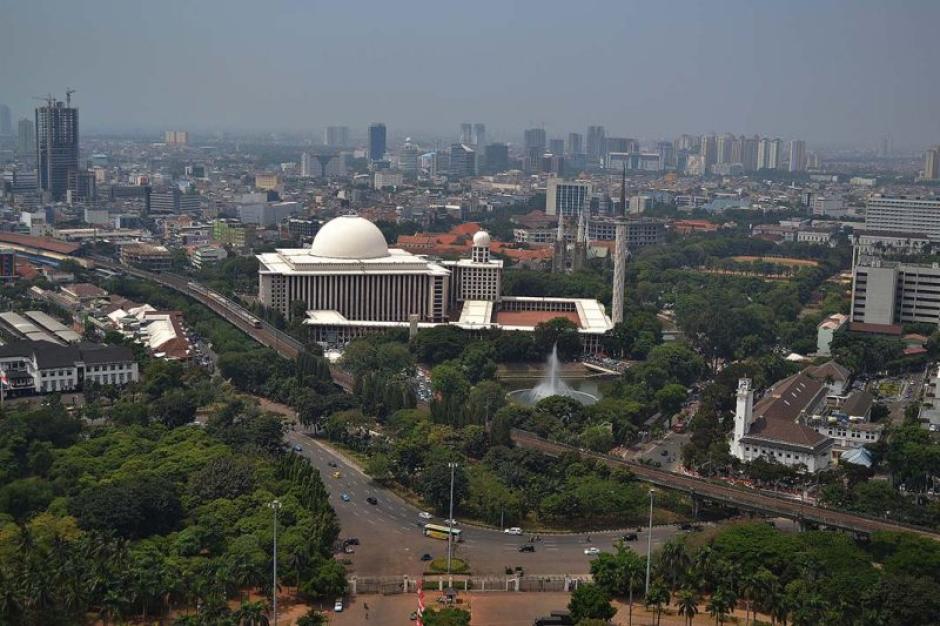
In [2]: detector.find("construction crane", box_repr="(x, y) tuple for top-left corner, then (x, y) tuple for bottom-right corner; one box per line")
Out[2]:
(66, 89), (75, 107)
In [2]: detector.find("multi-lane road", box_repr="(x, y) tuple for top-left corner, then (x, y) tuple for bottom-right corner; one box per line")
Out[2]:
(285, 429), (685, 576)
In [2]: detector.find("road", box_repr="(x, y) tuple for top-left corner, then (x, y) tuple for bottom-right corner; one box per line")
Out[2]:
(285, 430), (685, 576)
(513, 429), (940, 540)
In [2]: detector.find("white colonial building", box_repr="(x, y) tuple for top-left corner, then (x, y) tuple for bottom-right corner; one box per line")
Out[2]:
(0, 340), (139, 395)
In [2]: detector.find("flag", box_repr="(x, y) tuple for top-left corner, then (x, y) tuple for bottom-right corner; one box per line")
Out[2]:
(0, 369), (7, 388)
(416, 579), (425, 626)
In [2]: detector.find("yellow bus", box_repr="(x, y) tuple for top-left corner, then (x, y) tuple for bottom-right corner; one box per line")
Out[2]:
(423, 523), (462, 542)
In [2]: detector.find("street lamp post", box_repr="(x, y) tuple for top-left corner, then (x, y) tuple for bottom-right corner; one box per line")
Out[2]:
(446, 462), (457, 576)
(269, 499), (282, 625)
(645, 489), (654, 595)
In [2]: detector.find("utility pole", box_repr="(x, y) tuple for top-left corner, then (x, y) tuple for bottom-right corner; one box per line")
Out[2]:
(645, 489), (654, 595)
(446, 462), (457, 576)
(269, 499), (282, 625)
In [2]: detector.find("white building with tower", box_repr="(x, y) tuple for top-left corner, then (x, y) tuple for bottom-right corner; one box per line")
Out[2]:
(729, 376), (833, 473)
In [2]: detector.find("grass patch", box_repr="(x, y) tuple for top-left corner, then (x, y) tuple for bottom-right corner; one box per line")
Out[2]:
(427, 557), (470, 574)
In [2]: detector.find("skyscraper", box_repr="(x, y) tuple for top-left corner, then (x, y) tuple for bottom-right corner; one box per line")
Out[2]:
(301, 152), (315, 177)
(788, 139), (806, 172)
(524, 128), (546, 151)
(483, 143), (509, 174)
(586, 126), (606, 161)
(0, 105), (11, 136)
(567, 133), (583, 155)
(548, 138), (565, 155)
(741, 135), (759, 171)
(368, 123), (387, 162)
(399, 142), (419, 176)
(36, 96), (80, 201)
(701, 135), (717, 169)
(324, 126), (350, 147)
(924, 146), (940, 181)
(17, 118), (35, 155)
(758, 138), (782, 170)
(716, 133), (735, 164)
(472, 124), (486, 148)
(449, 144), (475, 179)
(459, 123), (474, 145)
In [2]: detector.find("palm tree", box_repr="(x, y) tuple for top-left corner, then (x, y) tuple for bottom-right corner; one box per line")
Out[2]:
(676, 588), (700, 626)
(645, 579), (671, 626)
(624, 555), (645, 626)
(235, 600), (270, 626)
(658, 540), (692, 590)
(707, 587), (736, 626)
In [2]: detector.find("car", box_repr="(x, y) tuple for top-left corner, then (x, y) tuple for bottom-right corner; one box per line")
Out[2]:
(420, 553), (433, 561)
(346, 537), (360, 545)
(340, 493), (350, 502)
(660, 449), (669, 457)
(518, 544), (535, 552)
(504, 527), (523, 535)
(343, 545), (354, 554)
(293, 444), (303, 452)
(584, 547), (600, 556)
(328, 461), (338, 468)
(332, 471), (342, 479)
(622, 533), (638, 541)
(443, 518), (458, 526)
(410, 611), (418, 621)
(366, 496), (378, 505)
(333, 598), (344, 612)
(418, 511), (433, 520)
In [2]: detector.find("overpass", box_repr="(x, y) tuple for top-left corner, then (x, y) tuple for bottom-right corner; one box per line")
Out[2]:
(511, 429), (940, 540)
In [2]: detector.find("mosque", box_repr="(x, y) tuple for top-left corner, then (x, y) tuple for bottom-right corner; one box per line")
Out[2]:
(257, 215), (614, 352)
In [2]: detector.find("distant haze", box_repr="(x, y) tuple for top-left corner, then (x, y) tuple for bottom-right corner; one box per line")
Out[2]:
(2, 0), (939, 148)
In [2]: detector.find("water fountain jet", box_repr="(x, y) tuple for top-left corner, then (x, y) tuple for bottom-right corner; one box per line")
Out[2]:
(506, 345), (598, 406)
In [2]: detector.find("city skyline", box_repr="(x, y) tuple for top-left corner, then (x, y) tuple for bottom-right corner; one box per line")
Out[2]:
(2, 1), (940, 149)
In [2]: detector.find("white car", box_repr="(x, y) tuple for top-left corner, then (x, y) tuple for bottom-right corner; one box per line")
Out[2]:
(503, 527), (523, 535)
(334, 598), (344, 612)
(443, 518), (459, 526)
(584, 547), (600, 556)
(418, 511), (433, 520)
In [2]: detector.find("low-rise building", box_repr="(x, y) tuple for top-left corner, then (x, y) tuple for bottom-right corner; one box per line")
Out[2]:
(0, 340), (139, 395)
(191, 245), (228, 268)
(816, 313), (848, 356)
(120, 243), (173, 271)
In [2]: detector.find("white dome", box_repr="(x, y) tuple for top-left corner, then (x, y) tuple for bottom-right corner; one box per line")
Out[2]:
(472, 230), (491, 247)
(309, 215), (389, 259)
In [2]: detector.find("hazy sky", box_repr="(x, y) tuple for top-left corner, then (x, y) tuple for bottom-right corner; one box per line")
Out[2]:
(2, 0), (939, 148)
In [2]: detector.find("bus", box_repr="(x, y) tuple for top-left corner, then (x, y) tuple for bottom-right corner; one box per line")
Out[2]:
(423, 523), (462, 542)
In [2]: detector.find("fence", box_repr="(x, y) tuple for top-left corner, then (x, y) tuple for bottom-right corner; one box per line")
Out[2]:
(347, 574), (593, 595)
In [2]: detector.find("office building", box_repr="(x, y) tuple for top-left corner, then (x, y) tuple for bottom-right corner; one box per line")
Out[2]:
(925, 146), (940, 181)
(656, 141), (675, 169)
(238, 201), (302, 226)
(0, 105), (10, 136)
(399, 143), (419, 176)
(67, 171), (97, 204)
(605, 137), (636, 155)
(851, 256), (940, 326)
(449, 144), (475, 179)
(788, 139), (806, 172)
(0, 340), (138, 395)
(164, 130), (189, 145)
(460, 123), (473, 145)
(864, 195), (940, 241)
(0, 249), (15, 281)
(324, 126), (350, 147)
(546, 178), (592, 217)
(191, 245), (228, 268)
(35, 96), (79, 201)
(586, 126), (606, 161)
(567, 133), (583, 156)
(548, 138), (565, 156)
(472, 124), (486, 148)
(212, 219), (256, 248)
(368, 123), (387, 161)
(374, 170), (404, 189)
(300, 152), (314, 178)
(284, 218), (320, 243)
(148, 188), (201, 213)
(524, 128), (546, 151)
(17, 119), (35, 155)
(484, 143), (509, 174)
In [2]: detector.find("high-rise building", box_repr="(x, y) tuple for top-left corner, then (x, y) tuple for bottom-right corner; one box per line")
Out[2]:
(459, 123), (473, 145)
(399, 143), (419, 176)
(368, 123), (387, 161)
(17, 119), (35, 155)
(524, 128), (546, 151)
(35, 96), (79, 201)
(757, 138), (781, 170)
(864, 195), (940, 241)
(656, 141), (675, 169)
(546, 178), (592, 217)
(741, 135), (759, 171)
(449, 144), (475, 179)
(0, 105), (11, 136)
(716, 133), (736, 164)
(567, 133), (583, 155)
(924, 146), (940, 181)
(483, 143), (509, 174)
(164, 130), (189, 145)
(472, 123), (486, 148)
(548, 138), (565, 155)
(324, 126), (350, 147)
(788, 139), (806, 172)
(605, 137), (636, 154)
(301, 152), (314, 178)
(586, 126), (606, 161)
(851, 257), (940, 326)
(700, 135), (717, 169)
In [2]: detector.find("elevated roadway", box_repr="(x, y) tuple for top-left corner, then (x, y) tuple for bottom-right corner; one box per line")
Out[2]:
(511, 429), (940, 540)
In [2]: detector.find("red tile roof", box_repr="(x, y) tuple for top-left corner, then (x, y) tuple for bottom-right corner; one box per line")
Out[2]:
(0, 232), (81, 255)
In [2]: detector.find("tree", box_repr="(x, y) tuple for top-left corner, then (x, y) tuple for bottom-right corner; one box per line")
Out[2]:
(422, 607), (471, 626)
(569, 583), (617, 624)
(295, 610), (327, 626)
(707, 587), (736, 625)
(655, 384), (687, 420)
(234, 600), (269, 626)
(466, 380), (506, 426)
(645, 579), (671, 626)
(460, 342), (497, 384)
(676, 588), (700, 626)
(188, 456), (255, 503)
(430, 362), (471, 426)
(70, 475), (182, 539)
(150, 389), (198, 428)
(420, 461), (468, 516)
(534, 317), (581, 360)
(364, 452), (393, 483)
